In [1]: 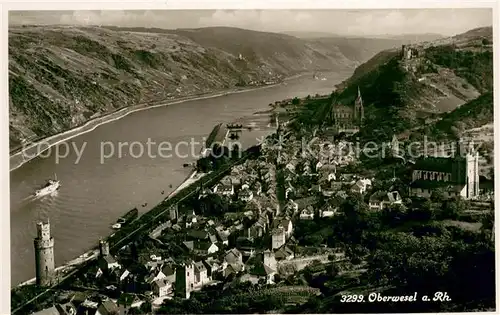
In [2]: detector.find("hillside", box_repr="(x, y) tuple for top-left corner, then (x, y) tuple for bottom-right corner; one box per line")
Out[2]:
(284, 31), (444, 43)
(419, 91), (493, 140)
(332, 26), (493, 141)
(284, 32), (444, 63)
(9, 26), (360, 150)
(307, 34), (445, 65)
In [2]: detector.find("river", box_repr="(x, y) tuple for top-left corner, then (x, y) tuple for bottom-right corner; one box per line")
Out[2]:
(10, 70), (351, 286)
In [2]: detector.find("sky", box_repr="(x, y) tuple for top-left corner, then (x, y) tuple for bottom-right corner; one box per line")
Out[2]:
(9, 9), (492, 37)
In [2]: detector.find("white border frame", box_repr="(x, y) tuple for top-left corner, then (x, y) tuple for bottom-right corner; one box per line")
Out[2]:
(1, 1), (499, 315)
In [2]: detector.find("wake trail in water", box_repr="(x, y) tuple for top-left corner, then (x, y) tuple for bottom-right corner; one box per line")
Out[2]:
(21, 195), (34, 203)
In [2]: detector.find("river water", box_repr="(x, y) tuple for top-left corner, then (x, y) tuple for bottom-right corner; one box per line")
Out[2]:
(10, 71), (351, 286)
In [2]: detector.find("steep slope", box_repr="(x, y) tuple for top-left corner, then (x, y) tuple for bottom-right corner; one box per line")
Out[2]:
(305, 34), (444, 65)
(332, 26), (493, 141)
(421, 91), (493, 140)
(9, 25), (357, 150)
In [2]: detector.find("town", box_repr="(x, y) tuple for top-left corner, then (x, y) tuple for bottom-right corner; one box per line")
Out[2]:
(19, 76), (494, 314)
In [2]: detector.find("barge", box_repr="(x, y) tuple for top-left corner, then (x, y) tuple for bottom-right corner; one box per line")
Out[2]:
(112, 208), (139, 229)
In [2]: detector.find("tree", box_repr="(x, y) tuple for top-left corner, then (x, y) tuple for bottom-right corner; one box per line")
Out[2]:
(382, 203), (408, 226)
(409, 200), (435, 221)
(430, 188), (447, 203)
(440, 197), (466, 220)
(292, 97), (300, 105)
(346, 244), (369, 265)
(140, 300), (152, 314)
(325, 263), (340, 277)
(197, 157), (212, 172)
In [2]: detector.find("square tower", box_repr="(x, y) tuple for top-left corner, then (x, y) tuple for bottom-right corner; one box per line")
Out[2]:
(175, 262), (195, 299)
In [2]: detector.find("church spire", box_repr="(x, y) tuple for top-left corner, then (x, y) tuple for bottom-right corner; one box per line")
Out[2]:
(355, 86), (365, 122)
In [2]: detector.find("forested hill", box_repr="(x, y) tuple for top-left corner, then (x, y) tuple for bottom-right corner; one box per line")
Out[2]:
(333, 26), (493, 142)
(10, 25), (405, 150)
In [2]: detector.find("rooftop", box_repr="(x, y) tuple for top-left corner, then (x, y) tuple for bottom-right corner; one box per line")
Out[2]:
(413, 156), (464, 173)
(410, 180), (465, 191)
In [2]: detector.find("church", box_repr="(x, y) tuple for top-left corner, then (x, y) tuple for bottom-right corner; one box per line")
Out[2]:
(409, 141), (480, 200)
(330, 87), (364, 133)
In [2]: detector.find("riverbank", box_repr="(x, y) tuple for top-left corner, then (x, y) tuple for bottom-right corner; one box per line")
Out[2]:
(163, 170), (206, 201)
(10, 72), (312, 172)
(15, 170), (205, 289)
(9, 85), (267, 172)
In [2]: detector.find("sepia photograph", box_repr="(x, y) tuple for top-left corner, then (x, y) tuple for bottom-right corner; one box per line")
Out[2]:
(7, 4), (496, 314)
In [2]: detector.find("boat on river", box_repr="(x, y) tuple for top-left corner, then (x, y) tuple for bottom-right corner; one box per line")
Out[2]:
(113, 208), (139, 229)
(34, 174), (61, 197)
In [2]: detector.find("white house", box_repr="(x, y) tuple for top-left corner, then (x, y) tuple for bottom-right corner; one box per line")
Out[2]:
(303, 164), (312, 175)
(285, 160), (298, 173)
(271, 228), (286, 249)
(217, 230), (229, 246)
(327, 173), (336, 182)
(253, 182), (262, 196)
(239, 189), (254, 202)
(98, 255), (121, 273)
(152, 279), (172, 297)
(286, 200), (299, 213)
(148, 270), (167, 284)
(369, 191), (403, 211)
(315, 161), (323, 172)
(299, 206), (315, 220)
(351, 178), (372, 195)
(271, 217), (293, 239)
(320, 208), (337, 217)
(213, 183), (234, 196)
(194, 261), (210, 287)
(193, 241), (219, 256)
(119, 269), (132, 282)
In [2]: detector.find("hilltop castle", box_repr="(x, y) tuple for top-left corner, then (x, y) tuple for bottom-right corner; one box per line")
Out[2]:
(34, 220), (55, 287)
(330, 87), (364, 133)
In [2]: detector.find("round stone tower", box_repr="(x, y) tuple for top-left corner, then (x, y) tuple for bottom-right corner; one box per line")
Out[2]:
(34, 220), (55, 287)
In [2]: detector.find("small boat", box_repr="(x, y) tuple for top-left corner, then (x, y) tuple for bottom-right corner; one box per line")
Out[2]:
(112, 223), (121, 230)
(169, 184), (173, 188)
(161, 190), (165, 195)
(116, 208), (139, 225)
(34, 174), (61, 197)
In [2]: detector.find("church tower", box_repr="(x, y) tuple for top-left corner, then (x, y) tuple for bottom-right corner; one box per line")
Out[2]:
(354, 87), (365, 124)
(175, 262), (195, 299)
(454, 139), (480, 199)
(464, 141), (480, 199)
(34, 220), (55, 287)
